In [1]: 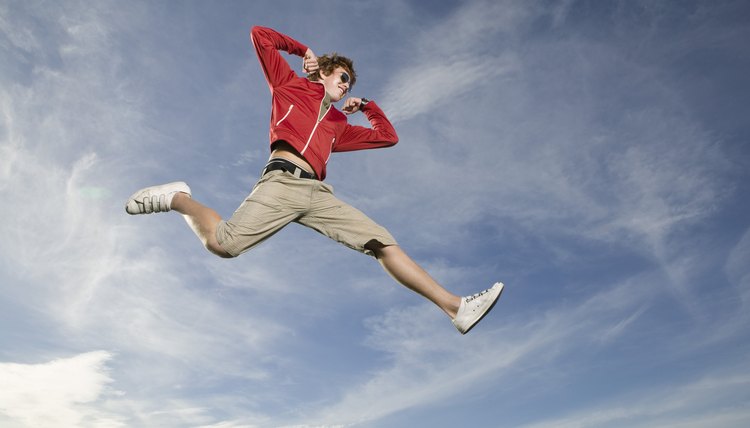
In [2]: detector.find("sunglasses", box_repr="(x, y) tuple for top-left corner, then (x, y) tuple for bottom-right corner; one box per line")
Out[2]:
(340, 71), (351, 84)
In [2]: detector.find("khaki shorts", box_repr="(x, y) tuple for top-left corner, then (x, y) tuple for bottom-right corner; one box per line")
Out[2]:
(215, 170), (397, 257)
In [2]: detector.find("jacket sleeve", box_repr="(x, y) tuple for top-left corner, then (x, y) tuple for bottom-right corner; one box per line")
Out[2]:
(333, 102), (399, 153)
(250, 26), (309, 90)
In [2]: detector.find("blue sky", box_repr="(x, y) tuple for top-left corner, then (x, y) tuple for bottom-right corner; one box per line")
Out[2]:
(1, 0), (749, 427)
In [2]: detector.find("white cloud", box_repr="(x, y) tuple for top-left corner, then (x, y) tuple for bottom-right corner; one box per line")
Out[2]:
(0, 351), (123, 428)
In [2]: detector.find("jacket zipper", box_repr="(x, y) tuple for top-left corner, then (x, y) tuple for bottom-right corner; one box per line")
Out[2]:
(325, 137), (335, 164)
(276, 104), (294, 126)
(300, 102), (331, 155)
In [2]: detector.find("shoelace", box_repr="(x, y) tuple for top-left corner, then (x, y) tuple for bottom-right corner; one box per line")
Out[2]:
(139, 194), (169, 213)
(465, 288), (490, 303)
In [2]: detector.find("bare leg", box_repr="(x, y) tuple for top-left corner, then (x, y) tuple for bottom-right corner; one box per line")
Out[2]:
(370, 244), (461, 319)
(171, 192), (232, 258)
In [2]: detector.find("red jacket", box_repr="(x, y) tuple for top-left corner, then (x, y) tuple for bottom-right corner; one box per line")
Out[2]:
(250, 26), (399, 180)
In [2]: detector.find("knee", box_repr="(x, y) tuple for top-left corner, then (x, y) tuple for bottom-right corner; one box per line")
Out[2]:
(209, 224), (237, 258)
(366, 240), (398, 259)
(207, 241), (235, 259)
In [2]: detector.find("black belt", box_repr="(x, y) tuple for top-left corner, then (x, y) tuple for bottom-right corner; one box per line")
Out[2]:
(262, 158), (316, 179)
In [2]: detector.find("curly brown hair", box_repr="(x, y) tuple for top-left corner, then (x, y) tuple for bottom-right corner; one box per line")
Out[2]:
(307, 53), (357, 88)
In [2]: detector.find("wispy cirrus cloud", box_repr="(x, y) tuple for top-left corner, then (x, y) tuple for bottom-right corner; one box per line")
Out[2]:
(381, 55), (520, 124)
(520, 371), (750, 428)
(301, 273), (655, 425)
(379, 0), (525, 123)
(295, 266), (749, 427)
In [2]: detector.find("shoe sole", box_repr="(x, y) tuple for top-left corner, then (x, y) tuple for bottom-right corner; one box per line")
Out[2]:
(461, 282), (504, 335)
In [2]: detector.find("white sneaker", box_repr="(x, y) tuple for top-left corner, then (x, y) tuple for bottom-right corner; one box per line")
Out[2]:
(125, 182), (191, 215)
(452, 282), (504, 334)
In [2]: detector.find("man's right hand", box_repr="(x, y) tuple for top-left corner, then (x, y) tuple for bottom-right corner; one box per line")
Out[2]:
(303, 49), (319, 74)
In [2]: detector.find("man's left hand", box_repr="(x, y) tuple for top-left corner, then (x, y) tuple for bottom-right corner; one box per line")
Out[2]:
(342, 97), (364, 115)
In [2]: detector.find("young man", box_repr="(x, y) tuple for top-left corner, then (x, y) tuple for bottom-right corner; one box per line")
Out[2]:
(125, 26), (503, 334)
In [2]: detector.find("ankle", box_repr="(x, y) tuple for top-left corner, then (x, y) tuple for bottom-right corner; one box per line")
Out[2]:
(446, 296), (461, 319)
(170, 191), (190, 211)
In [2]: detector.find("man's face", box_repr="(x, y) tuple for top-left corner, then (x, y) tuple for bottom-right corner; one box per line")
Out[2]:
(321, 67), (351, 102)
